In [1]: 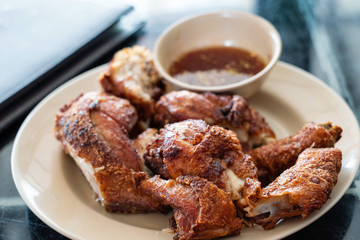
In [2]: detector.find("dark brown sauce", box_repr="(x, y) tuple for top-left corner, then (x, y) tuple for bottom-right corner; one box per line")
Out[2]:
(169, 46), (266, 86)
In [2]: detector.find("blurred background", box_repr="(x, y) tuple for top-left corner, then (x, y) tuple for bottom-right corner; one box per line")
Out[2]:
(1, 0), (359, 239)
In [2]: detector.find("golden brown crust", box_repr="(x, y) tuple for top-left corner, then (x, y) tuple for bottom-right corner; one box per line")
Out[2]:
(154, 90), (275, 148)
(201, 92), (233, 112)
(140, 175), (243, 240)
(228, 95), (275, 146)
(55, 92), (167, 213)
(246, 148), (342, 229)
(99, 46), (165, 119)
(144, 119), (257, 195)
(249, 122), (342, 186)
(154, 90), (225, 125)
(54, 44), (346, 237)
(55, 92), (138, 169)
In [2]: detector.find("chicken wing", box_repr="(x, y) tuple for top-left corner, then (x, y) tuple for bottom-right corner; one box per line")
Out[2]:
(55, 92), (167, 213)
(154, 90), (275, 149)
(225, 95), (275, 149)
(140, 175), (243, 240)
(249, 122), (342, 186)
(245, 148), (342, 229)
(144, 119), (258, 201)
(99, 46), (165, 120)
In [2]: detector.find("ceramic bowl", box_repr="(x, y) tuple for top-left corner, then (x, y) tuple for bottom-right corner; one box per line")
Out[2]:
(154, 11), (282, 97)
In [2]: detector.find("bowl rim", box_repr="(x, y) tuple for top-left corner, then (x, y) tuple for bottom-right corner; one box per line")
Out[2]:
(153, 10), (282, 92)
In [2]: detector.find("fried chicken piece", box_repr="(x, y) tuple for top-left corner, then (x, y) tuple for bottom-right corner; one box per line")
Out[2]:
(134, 128), (158, 175)
(249, 122), (342, 186)
(154, 90), (275, 149)
(245, 148), (342, 229)
(99, 46), (164, 119)
(140, 175), (243, 240)
(154, 90), (225, 125)
(54, 92), (167, 213)
(225, 95), (275, 149)
(144, 119), (258, 201)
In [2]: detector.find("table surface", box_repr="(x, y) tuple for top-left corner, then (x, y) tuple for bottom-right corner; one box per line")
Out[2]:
(1, 0), (360, 239)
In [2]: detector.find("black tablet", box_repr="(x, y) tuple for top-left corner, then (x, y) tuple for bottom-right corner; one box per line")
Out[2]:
(0, 0), (145, 132)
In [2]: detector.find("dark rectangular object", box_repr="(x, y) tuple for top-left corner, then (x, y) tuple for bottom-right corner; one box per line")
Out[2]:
(0, 0), (145, 132)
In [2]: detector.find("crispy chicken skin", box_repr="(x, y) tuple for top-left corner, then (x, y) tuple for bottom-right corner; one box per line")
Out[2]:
(140, 175), (243, 240)
(99, 46), (164, 119)
(154, 90), (225, 125)
(245, 148), (342, 229)
(144, 119), (258, 201)
(53, 44), (347, 238)
(154, 90), (275, 149)
(225, 95), (275, 149)
(249, 122), (342, 186)
(54, 92), (167, 213)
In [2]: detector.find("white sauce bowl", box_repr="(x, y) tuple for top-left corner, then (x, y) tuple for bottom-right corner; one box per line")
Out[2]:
(154, 11), (282, 98)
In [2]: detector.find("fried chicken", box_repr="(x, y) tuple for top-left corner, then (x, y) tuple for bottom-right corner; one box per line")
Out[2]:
(249, 122), (342, 186)
(144, 119), (258, 201)
(245, 148), (342, 229)
(99, 46), (165, 120)
(134, 128), (158, 175)
(154, 90), (225, 125)
(54, 43), (347, 238)
(154, 90), (275, 149)
(140, 175), (243, 240)
(54, 92), (167, 213)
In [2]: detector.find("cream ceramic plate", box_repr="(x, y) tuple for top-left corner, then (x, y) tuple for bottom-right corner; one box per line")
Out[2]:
(11, 62), (360, 240)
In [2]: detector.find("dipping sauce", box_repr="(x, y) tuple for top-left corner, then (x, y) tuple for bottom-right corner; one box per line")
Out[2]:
(169, 46), (266, 86)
